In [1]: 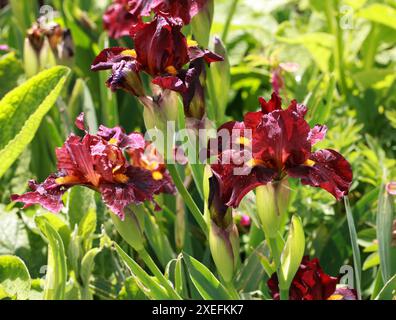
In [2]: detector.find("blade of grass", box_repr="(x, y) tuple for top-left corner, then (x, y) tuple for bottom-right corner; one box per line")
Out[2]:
(377, 184), (395, 283)
(344, 197), (362, 299)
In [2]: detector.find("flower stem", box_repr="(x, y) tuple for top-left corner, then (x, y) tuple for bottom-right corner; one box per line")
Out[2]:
(221, 0), (239, 43)
(137, 247), (181, 300)
(267, 236), (281, 269)
(279, 288), (289, 301)
(167, 164), (208, 236)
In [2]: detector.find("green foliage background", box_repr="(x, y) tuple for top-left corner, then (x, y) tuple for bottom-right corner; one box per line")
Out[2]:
(0, 0), (395, 300)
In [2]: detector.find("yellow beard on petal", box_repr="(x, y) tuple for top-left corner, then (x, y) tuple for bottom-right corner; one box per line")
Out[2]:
(121, 49), (137, 58)
(187, 39), (198, 47)
(304, 159), (316, 167)
(114, 173), (129, 184)
(327, 294), (343, 300)
(55, 176), (81, 185)
(165, 65), (178, 76)
(152, 171), (164, 181)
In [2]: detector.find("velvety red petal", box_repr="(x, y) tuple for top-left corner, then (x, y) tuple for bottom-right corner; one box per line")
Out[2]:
(188, 46), (223, 64)
(128, 0), (209, 25)
(100, 183), (138, 219)
(252, 107), (312, 169)
(97, 125), (145, 150)
(211, 150), (276, 208)
(103, 0), (136, 39)
(91, 47), (130, 71)
(11, 175), (70, 213)
(75, 112), (86, 131)
(308, 125), (327, 145)
(287, 149), (353, 200)
(133, 15), (189, 76)
(258, 92), (282, 114)
(152, 76), (187, 93)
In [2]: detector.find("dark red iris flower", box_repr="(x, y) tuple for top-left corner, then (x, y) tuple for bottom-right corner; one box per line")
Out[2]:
(210, 92), (353, 208)
(103, 0), (136, 39)
(128, 142), (176, 195)
(11, 114), (174, 220)
(268, 256), (357, 300)
(92, 14), (222, 117)
(128, 0), (209, 26)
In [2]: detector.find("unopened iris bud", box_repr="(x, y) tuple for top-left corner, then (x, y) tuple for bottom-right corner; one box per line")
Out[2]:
(191, 0), (214, 47)
(209, 219), (239, 283)
(207, 177), (240, 283)
(141, 88), (179, 150)
(110, 205), (145, 251)
(256, 179), (290, 239)
(24, 21), (74, 77)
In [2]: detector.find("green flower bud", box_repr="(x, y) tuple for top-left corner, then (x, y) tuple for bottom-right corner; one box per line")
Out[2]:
(207, 177), (240, 283)
(209, 37), (230, 124)
(191, 0), (214, 47)
(23, 37), (40, 78)
(256, 179), (290, 239)
(110, 205), (145, 251)
(279, 215), (305, 292)
(209, 219), (239, 283)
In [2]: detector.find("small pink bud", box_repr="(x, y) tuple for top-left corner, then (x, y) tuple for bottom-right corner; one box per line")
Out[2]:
(240, 215), (251, 227)
(386, 182), (396, 196)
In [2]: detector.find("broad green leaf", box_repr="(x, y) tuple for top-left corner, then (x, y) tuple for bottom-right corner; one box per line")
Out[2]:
(374, 274), (396, 300)
(114, 243), (171, 300)
(35, 216), (67, 300)
(182, 252), (232, 300)
(0, 66), (70, 178)
(0, 255), (31, 300)
(358, 4), (396, 30)
(236, 241), (269, 291)
(352, 69), (395, 90)
(144, 212), (175, 268)
(279, 215), (305, 290)
(344, 197), (362, 300)
(362, 252), (380, 271)
(0, 52), (23, 98)
(0, 209), (30, 256)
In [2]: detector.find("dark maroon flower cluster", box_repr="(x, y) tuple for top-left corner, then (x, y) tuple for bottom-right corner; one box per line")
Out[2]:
(97, 1), (222, 119)
(11, 114), (174, 220)
(210, 92), (353, 208)
(104, 0), (209, 39)
(268, 256), (357, 300)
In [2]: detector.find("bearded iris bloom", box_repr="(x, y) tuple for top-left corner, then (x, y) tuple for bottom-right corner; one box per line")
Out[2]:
(268, 256), (357, 300)
(11, 114), (174, 220)
(104, 0), (210, 39)
(210, 92), (353, 208)
(103, 0), (137, 39)
(92, 14), (222, 119)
